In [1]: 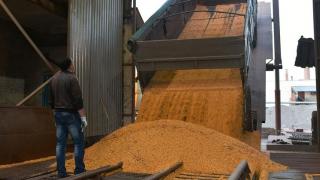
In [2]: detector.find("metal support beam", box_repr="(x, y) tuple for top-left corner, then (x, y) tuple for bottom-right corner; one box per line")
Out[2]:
(16, 75), (55, 106)
(132, 0), (137, 122)
(273, 0), (282, 135)
(133, 0), (137, 33)
(0, 0), (55, 72)
(313, 0), (320, 151)
(123, 5), (136, 124)
(228, 160), (250, 180)
(61, 162), (123, 180)
(143, 162), (183, 180)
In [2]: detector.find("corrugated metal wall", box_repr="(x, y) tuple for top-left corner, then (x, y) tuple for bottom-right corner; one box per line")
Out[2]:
(69, 0), (123, 137)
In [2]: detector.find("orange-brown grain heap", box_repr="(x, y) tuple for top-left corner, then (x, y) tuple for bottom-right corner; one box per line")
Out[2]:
(83, 120), (286, 176)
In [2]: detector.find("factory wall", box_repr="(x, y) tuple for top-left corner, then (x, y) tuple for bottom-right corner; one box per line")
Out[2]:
(0, 19), (51, 106)
(69, 0), (124, 138)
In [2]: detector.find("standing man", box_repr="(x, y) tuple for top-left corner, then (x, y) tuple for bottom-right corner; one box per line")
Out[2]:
(51, 57), (87, 177)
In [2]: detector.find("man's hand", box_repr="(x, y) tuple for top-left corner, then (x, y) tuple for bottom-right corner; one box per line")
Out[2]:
(81, 116), (88, 130)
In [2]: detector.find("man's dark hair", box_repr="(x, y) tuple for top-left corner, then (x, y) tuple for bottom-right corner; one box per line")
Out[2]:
(58, 57), (72, 71)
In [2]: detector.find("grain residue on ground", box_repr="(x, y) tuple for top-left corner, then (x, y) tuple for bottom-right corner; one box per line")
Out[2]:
(82, 120), (286, 176)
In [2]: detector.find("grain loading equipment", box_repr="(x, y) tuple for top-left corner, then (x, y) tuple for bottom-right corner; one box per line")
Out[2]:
(128, 0), (257, 131)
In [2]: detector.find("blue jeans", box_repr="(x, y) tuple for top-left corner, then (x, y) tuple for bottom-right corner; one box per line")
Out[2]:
(54, 111), (85, 177)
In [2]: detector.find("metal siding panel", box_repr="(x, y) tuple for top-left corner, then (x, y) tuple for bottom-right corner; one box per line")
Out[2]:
(250, 1), (271, 126)
(69, 0), (123, 137)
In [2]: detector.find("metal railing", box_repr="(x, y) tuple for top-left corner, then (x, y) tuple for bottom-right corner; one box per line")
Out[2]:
(228, 160), (251, 180)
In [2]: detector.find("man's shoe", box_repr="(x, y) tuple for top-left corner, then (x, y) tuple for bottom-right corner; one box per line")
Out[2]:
(57, 173), (68, 178)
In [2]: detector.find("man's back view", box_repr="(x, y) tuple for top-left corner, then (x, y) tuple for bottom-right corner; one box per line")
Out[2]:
(51, 58), (87, 177)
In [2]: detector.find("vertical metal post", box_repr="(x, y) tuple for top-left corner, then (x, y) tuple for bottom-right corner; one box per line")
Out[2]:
(133, 0), (137, 33)
(132, 0), (137, 122)
(273, 0), (282, 135)
(313, 0), (320, 151)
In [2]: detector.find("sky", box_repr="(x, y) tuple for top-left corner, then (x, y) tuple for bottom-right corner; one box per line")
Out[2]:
(136, 0), (167, 21)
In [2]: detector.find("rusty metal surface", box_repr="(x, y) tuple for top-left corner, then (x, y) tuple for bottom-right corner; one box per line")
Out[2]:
(69, 0), (123, 137)
(0, 107), (55, 165)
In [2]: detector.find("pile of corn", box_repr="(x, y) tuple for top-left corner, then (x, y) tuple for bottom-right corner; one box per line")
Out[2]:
(77, 120), (286, 177)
